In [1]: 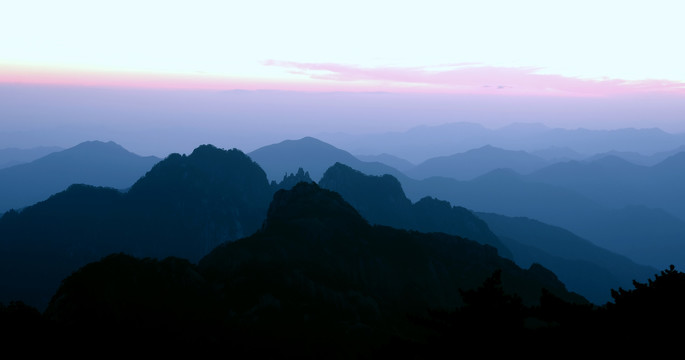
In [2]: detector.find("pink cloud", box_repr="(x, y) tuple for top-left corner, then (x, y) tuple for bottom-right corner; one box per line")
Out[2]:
(264, 60), (685, 97)
(3, 62), (684, 97)
(0, 65), (418, 93)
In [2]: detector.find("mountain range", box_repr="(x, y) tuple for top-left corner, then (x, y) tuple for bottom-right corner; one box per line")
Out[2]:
(1, 137), (679, 308)
(0, 145), (273, 308)
(318, 121), (685, 163)
(247, 136), (685, 270)
(26, 182), (591, 355)
(0, 142), (607, 311)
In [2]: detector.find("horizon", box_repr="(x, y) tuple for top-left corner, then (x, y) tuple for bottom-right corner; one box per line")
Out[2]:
(3, 1), (685, 156)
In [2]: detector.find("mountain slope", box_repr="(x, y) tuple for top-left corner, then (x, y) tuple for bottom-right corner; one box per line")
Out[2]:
(0, 146), (62, 169)
(0, 145), (273, 310)
(248, 136), (406, 182)
(406, 145), (549, 180)
(477, 212), (657, 304)
(400, 169), (685, 270)
(200, 182), (586, 312)
(40, 182), (587, 354)
(319, 162), (511, 258)
(0, 141), (160, 213)
(527, 152), (685, 222)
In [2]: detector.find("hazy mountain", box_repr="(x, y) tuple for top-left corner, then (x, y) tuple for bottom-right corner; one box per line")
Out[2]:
(319, 162), (511, 258)
(406, 145), (549, 180)
(527, 152), (685, 221)
(354, 153), (415, 171)
(0, 145), (274, 309)
(319, 122), (685, 163)
(477, 212), (657, 304)
(399, 169), (685, 270)
(248, 136), (405, 182)
(0, 146), (62, 169)
(529, 146), (586, 162)
(0, 141), (160, 214)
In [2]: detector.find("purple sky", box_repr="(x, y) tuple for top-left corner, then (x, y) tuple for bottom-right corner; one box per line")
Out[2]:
(2, 83), (684, 157)
(2, 1), (684, 155)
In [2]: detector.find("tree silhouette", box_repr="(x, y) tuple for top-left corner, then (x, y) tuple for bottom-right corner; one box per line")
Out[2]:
(455, 269), (526, 336)
(602, 265), (685, 345)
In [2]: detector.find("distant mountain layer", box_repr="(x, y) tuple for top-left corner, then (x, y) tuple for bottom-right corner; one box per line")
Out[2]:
(318, 122), (685, 163)
(247, 136), (681, 276)
(406, 145), (549, 180)
(400, 167), (685, 270)
(0, 146), (62, 169)
(0, 141), (160, 214)
(248, 136), (405, 182)
(354, 153), (415, 171)
(527, 152), (685, 221)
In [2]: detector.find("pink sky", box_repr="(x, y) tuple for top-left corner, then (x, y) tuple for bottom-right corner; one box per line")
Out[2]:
(3, 61), (685, 157)
(3, 63), (685, 97)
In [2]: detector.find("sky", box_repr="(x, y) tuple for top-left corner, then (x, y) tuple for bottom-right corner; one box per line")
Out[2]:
(1, 0), (685, 154)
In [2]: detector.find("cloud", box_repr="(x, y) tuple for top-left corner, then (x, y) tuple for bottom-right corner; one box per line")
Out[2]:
(264, 61), (685, 97)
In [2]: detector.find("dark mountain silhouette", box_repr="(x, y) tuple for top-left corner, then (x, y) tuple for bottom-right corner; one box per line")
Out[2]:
(31, 183), (588, 354)
(248, 136), (405, 182)
(317, 162), (661, 303)
(0, 144), (275, 310)
(270, 167), (313, 191)
(476, 212), (657, 304)
(0, 146), (62, 169)
(8, 155), (685, 353)
(0, 141), (160, 214)
(13, 254), (684, 354)
(319, 162), (511, 258)
(200, 182), (585, 312)
(406, 145), (549, 180)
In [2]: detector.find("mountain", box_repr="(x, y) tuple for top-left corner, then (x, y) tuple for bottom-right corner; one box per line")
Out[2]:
(0, 141), (160, 214)
(0, 146), (62, 169)
(527, 152), (685, 221)
(476, 212), (657, 304)
(399, 169), (685, 270)
(318, 162), (660, 303)
(201, 182), (585, 309)
(38, 182), (587, 354)
(319, 122), (685, 163)
(354, 153), (415, 171)
(527, 156), (648, 209)
(406, 145), (549, 180)
(0, 144), (274, 310)
(248, 136), (406, 182)
(584, 145), (685, 166)
(319, 162), (511, 258)
(530, 146), (586, 162)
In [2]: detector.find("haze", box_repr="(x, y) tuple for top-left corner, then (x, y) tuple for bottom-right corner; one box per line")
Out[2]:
(2, 1), (685, 157)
